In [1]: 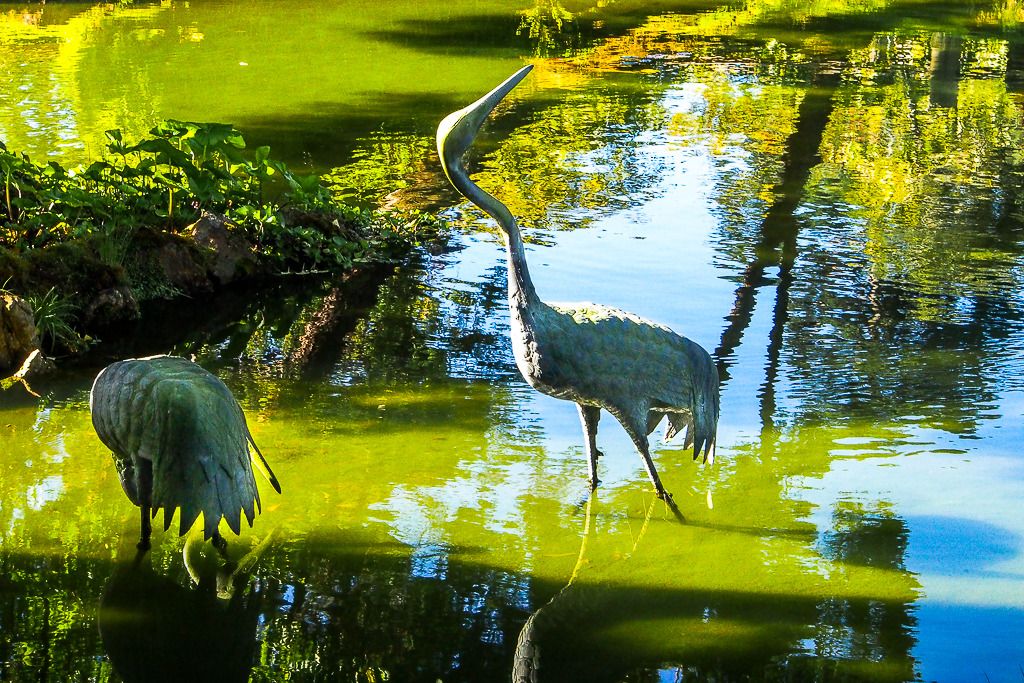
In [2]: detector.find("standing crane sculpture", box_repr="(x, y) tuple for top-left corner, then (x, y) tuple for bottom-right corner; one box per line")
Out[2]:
(90, 355), (281, 552)
(437, 65), (720, 502)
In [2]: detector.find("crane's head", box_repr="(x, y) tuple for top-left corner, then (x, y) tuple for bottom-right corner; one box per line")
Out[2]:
(436, 64), (533, 186)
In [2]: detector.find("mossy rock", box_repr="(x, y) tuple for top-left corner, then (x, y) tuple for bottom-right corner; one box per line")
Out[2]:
(124, 227), (214, 300)
(19, 241), (125, 303)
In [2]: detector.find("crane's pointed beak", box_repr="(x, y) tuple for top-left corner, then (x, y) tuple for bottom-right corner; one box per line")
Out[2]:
(437, 64), (534, 182)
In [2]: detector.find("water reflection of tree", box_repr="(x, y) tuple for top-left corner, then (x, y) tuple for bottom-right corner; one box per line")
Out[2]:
(468, 82), (671, 233)
(517, 0), (581, 57)
(649, 22), (1024, 432)
(247, 532), (535, 682)
(269, 256), (516, 385)
(0, 550), (111, 680)
(777, 32), (1024, 430)
(0, 2), (168, 163)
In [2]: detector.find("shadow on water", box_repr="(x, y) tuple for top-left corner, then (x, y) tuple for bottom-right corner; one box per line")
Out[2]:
(97, 527), (281, 683)
(360, 0), (1013, 65)
(511, 583), (917, 682)
(512, 497), (918, 683)
(237, 92), (476, 173)
(0, 487), (924, 682)
(363, 14), (530, 56)
(258, 516), (917, 682)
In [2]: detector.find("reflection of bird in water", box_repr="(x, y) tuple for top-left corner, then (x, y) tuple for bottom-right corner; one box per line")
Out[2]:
(437, 65), (720, 501)
(513, 495), (659, 682)
(98, 533), (273, 683)
(513, 496), (597, 683)
(90, 355), (281, 551)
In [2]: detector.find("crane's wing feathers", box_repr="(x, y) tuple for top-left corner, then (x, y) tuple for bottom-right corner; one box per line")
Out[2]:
(91, 361), (150, 505)
(90, 355), (276, 540)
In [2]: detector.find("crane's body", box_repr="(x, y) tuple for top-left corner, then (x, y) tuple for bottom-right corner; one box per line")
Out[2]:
(90, 355), (280, 549)
(512, 298), (717, 436)
(437, 65), (719, 499)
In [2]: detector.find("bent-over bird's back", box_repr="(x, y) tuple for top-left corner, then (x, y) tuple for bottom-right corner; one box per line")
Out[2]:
(91, 355), (279, 543)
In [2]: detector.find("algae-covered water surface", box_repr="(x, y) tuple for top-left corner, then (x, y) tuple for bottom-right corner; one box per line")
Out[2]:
(2, 0), (1024, 680)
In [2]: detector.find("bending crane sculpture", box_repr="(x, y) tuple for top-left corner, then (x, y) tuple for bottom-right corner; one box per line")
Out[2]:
(437, 65), (720, 501)
(91, 355), (281, 551)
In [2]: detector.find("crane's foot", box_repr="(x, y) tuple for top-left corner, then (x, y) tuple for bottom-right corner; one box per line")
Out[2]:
(136, 538), (151, 552)
(588, 476), (601, 490)
(656, 490), (686, 523)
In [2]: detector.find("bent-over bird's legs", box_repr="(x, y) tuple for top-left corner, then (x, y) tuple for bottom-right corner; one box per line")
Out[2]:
(577, 404), (603, 488)
(138, 505), (152, 551)
(136, 458), (154, 551)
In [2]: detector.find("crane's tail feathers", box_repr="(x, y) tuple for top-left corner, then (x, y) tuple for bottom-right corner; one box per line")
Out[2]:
(666, 412), (715, 464)
(179, 504), (201, 538)
(248, 433), (282, 494)
(665, 412), (693, 444)
(690, 384), (719, 465)
(158, 505), (253, 539)
(691, 434), (716, 463)
(224, 508), (242, 536)
(691, 436), (712, 462)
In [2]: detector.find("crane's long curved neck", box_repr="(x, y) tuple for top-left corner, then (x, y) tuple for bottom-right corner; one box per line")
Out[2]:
(448, 166), (540, 310)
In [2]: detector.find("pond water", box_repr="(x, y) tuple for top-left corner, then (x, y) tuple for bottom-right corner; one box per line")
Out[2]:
(3, 0), (1024, 681)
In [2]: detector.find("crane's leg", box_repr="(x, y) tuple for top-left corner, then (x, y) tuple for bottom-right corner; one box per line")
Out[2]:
(577, 404), (603, 488)
(614, 411), (669, 499)
(607, 407), (686, 521)
(138, 505), (152, 551)
(136, 459), (153, 551)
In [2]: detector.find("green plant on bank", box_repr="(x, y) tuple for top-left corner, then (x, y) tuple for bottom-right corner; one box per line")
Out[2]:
(25, 287), (90, 353)
(92, 225), (135, 268)
(0, 122), (446, 273)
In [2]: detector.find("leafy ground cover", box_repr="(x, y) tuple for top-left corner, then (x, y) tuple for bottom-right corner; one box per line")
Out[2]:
(0, 121), (447, 355)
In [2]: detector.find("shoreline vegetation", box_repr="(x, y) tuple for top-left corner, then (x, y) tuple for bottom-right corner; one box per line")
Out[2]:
(0, 120), (449, 380)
